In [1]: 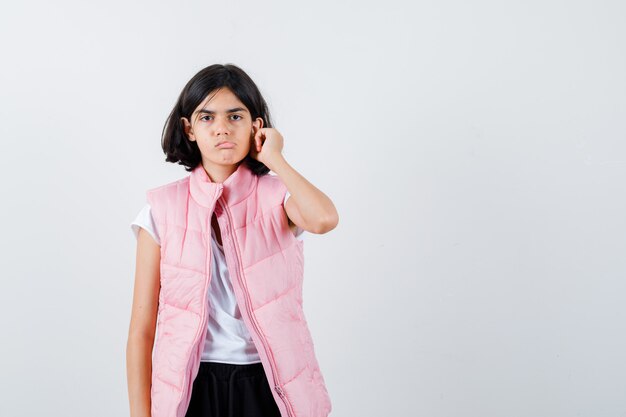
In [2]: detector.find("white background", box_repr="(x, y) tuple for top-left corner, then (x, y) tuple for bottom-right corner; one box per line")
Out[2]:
(1, 1), (625, 416)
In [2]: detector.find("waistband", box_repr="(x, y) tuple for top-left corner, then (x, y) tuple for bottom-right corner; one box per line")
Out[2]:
(197, 361), (266, 381)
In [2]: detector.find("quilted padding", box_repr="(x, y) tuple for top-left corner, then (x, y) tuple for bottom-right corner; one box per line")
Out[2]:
(145, 162), (332, 417)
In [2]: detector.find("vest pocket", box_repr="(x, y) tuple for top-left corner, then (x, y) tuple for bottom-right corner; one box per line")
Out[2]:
(152, 301), (202, 390)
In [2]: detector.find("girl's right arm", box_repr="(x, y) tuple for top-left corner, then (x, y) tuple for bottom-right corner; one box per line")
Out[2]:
(126, 228), (161, 417)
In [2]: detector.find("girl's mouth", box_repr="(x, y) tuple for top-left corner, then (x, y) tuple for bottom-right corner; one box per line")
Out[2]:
(216, 141), (235, 149)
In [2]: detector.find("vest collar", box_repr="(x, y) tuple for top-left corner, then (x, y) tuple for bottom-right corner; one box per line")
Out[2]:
(189, 161), (256, 208)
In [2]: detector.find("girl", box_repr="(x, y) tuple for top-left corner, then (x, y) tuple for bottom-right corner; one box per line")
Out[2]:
(126, 64), (337, 417)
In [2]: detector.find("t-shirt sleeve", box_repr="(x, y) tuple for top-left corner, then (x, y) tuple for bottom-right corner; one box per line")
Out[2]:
(283, 191), (305, 240)
(130, 203), (161, 246)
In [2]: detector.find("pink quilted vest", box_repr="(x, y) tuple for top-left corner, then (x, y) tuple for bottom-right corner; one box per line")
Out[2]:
(145, 162), (332, 417)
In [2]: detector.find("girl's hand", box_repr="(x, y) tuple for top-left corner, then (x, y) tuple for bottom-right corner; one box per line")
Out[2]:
(249, 127), (284, 167)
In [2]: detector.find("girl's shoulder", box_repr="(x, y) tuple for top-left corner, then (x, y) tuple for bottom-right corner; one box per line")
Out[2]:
(145, 175), (190, 223)
(146, 176), (190, 205)
(147, 175), (190, 194)
(261, 172), (288, 193)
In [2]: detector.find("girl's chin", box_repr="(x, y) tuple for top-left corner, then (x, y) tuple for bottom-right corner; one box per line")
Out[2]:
(206, 155), (248, 165)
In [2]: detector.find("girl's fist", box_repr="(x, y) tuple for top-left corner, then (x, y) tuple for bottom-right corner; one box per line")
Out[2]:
(249, 127), (284, 166)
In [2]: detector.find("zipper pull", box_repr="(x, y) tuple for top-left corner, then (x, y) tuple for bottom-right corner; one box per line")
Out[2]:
(275, 385), (285, 398)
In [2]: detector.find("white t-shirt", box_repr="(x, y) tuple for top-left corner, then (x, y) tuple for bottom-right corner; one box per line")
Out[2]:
(130, 191), (304, 364)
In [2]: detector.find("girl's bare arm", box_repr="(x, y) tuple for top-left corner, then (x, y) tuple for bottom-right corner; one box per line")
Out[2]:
(269, 156), (339, 234)
(250, 128), (338, 234)
(126, 228), (161, 417)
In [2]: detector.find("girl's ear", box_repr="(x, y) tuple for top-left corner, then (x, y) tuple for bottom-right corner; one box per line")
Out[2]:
(253, 117), (264, 133)
(180, 117), (195, 141)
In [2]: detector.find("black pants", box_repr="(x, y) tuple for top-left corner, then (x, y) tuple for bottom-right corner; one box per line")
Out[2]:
(184, 361), (282, 417)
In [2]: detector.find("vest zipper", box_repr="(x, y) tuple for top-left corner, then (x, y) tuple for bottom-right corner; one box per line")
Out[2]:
(217, 198), (296, 417)
(179, 210), (214, 417)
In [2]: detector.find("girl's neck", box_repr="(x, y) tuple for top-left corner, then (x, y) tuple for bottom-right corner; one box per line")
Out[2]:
(202, 161), (240, 184)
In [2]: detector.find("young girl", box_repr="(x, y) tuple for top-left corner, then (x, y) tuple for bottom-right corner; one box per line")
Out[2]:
(126, 64), (337, 417)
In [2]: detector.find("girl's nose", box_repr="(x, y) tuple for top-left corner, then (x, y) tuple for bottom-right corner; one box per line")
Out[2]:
(213, 118), (230, 135)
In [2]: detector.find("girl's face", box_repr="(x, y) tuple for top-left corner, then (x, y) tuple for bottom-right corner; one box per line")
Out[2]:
(181, 87), (263, 169)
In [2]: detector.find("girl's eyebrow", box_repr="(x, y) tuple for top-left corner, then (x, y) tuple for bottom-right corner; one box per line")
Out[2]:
(195, 107), (247, 115)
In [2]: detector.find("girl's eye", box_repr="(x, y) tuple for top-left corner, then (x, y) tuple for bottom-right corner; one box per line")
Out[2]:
(200, 115), (242, 121)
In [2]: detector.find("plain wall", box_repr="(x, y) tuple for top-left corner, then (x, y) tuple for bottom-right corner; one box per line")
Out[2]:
(0, 0), (624, 416)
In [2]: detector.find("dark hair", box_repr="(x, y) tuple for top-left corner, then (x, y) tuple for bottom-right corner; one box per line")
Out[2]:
(161, 63), (274, 175)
